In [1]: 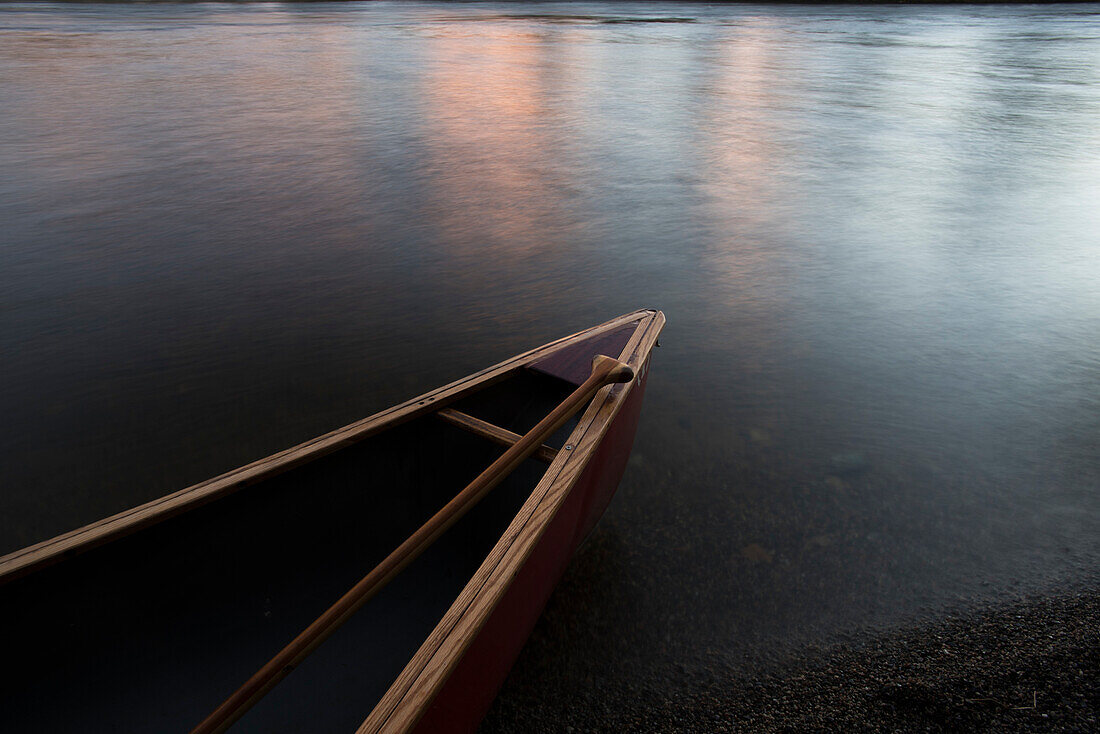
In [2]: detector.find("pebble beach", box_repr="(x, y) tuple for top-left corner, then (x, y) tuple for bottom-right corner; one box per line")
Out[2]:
(485, 579), (1099, 732)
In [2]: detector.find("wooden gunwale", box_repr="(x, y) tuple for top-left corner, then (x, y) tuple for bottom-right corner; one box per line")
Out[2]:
(360, 309), (665, 734)
(192, 357), (635, 734)
(0, 309), (658, 586)
(435, 409), (559, 464)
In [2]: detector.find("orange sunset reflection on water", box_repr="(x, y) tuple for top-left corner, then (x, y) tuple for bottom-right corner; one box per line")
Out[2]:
(416, 29), (578, 259)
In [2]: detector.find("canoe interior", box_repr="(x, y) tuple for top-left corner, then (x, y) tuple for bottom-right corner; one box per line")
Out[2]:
(0, 368), (579, 733)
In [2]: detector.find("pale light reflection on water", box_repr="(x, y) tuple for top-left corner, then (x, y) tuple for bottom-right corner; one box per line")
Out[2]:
(1, 0), (1098, 707)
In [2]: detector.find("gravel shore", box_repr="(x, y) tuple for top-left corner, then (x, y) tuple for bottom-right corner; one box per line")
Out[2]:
(483, 583), (1099, 732)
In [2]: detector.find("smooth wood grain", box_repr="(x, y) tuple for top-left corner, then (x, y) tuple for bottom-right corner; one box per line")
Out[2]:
(191, 356), (635, 734)
(0, 310), (657, 586)
(435, 409), (558, 464)
(360, 310), (665, 734)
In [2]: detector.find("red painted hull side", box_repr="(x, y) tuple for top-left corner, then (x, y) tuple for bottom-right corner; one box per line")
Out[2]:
(409, 361), (650, 734)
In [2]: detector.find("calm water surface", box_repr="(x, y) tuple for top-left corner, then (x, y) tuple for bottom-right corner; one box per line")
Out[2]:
(2, 0), (1099, 722)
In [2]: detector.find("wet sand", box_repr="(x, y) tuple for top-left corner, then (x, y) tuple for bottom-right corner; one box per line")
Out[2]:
(483, 578), (1099, 732)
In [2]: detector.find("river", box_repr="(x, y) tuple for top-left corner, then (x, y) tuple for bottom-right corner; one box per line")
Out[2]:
(2, 1), (1098, 728)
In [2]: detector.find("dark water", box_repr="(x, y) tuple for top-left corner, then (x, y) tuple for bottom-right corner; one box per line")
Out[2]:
(2, 0), (1099, 722)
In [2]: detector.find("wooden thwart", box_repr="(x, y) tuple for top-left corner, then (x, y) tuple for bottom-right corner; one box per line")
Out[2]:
(191, 355), (635, 734)
(435, 409), (559, 464)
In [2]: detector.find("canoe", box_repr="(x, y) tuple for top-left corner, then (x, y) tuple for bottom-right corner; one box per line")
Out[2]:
(0, 308), (665, 733)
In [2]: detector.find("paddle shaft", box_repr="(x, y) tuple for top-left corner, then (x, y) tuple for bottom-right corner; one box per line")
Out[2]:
(192, 355), (634, 734)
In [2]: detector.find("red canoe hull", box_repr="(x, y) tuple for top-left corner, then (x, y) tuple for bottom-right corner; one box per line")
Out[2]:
(410, 357), (650, 734)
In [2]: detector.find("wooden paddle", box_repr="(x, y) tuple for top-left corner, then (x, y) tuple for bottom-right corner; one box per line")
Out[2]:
(192, 355), (634, 734)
